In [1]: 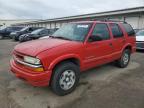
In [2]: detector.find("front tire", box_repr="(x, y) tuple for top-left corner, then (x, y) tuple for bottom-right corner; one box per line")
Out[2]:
(115, 49), (131, 68)
(14, 35), (19, 41)
(51, 62), (80, 96)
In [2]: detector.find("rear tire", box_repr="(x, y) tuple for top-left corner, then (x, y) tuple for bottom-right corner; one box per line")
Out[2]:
(51, 62), (80, 96)
(115, 49), (131, 68)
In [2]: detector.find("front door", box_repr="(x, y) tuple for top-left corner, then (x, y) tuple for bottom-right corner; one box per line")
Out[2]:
(84, 23), (114, 69)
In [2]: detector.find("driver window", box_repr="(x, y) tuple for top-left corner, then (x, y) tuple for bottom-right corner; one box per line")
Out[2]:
(91, 23), (110, 41)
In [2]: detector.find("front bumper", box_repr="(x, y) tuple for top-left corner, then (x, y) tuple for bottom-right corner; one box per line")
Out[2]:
(10, 34), (16, 39)
(10, 34), (20, 40)
(10, 59), (52, 87)
(136, 42), (144, 50)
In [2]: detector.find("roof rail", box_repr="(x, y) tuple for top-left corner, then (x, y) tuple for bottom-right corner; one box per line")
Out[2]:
(91, 18), (127, 23)
(105, 19), (127, 24)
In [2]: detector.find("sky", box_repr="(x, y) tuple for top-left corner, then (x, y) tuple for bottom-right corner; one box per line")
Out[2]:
(0, 0), (144, 19)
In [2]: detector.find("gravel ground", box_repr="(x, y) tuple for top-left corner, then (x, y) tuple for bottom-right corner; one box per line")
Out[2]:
(0, 39), (144, 108)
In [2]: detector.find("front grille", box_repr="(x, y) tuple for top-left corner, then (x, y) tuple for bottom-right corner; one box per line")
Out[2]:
(136, 42), (144, 48)
(13, 51), (24, 63)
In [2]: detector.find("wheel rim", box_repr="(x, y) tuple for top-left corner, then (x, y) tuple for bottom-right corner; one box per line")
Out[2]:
(123, 53), (129, 65)
(59, 70), (76, 90)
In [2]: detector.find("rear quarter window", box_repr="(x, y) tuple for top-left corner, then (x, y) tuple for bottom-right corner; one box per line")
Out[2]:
(122, 24), (135, 36)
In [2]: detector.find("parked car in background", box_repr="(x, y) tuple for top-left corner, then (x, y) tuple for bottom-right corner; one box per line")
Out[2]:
(0, 26), (23, 39)
(19, 28), (51, 42)
(134, 29), (140, 33)
(134, 29), (144, 34)
(49, 28), (59, 34)
(10, 27), (41, 41)
(39, 28), (59, 39)
(136, 30), (144, 50)
(10, 21), (136, 96)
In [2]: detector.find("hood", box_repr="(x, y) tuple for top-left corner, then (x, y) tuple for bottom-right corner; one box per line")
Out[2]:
(136, 36), (144, 41)
(14, 38), (75, 56)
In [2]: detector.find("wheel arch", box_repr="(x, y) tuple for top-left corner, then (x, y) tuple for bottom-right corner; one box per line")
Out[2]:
(48, 54), (81, 86)
(122, 44), (132, 53)
(48, 54), (81, 71)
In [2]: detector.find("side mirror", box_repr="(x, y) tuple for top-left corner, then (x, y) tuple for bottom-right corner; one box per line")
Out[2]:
(89, 35), (103, 42)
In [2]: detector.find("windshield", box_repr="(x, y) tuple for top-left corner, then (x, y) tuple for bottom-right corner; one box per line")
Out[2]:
(20, 27), (29, 32)
(31, 29), (43, 34)
(52, 23), (92, 41)
(136, 30), (144, 36)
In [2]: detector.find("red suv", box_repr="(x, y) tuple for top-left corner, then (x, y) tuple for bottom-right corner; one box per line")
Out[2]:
(10, 21), (136, 95)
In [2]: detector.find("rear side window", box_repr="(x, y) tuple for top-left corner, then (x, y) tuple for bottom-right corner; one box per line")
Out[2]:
(92, 23), (110, 40)
(122, 24), (135, 36)
(110, 23), (123, 38)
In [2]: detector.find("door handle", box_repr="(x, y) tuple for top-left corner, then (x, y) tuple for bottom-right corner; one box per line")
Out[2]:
(109, 43), (113, 47)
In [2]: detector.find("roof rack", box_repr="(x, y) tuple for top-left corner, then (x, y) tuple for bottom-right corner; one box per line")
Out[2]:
(90, 18), (127, 23)
(105, 19), (127, 24)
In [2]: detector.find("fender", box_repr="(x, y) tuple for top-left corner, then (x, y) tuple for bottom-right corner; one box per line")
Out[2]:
(121, 43), (133, 53)
(48, 54), (82, 71)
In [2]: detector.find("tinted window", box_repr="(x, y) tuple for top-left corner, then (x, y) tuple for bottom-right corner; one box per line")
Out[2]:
(32, 27), (42, 31)
(49, 28), (58, 35)
(92, 23), (110, 40)
(40, 29), (48, 35)
(31, 29), (43, 34)
(122, 24), (135, 36)
(110, 23), (123, 38)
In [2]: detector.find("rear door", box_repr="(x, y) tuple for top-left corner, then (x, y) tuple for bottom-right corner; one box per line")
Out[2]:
(109, 23), (126, 59)
(84, 23), (114, 69)
(122, 23), (136, 52)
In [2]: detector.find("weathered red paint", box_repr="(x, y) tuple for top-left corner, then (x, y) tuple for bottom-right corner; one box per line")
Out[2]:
(10, 21), (136, 87)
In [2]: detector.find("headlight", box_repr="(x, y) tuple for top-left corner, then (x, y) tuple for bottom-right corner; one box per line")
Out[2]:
(24, 56), (41, 65)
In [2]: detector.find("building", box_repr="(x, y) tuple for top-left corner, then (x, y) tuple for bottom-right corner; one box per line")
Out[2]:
(0, 19), (37, 27)
(13, 6), (144, 29)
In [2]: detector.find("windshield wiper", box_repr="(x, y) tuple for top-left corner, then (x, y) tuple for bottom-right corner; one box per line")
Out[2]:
(51, 36), (72, 41)
(49, 35), (55, 38)
(55, 36), (70, 40)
